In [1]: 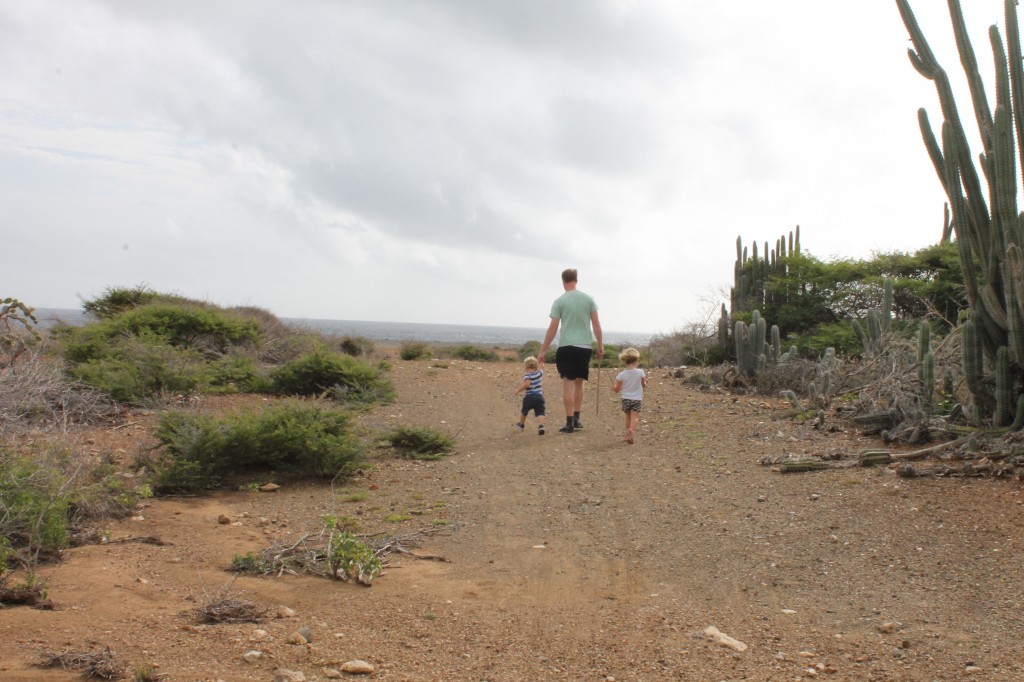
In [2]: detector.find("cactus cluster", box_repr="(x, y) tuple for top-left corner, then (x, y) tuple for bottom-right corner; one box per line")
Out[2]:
(731, 228), (801, 315)
(852, 278), (894, 357)
(898, 0), (1024, 428)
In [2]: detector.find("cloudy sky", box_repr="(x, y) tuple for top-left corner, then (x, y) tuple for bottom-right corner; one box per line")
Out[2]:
(0, 1), (1011, 335)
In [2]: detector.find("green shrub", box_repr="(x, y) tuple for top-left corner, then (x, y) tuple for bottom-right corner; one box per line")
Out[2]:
(450, 345), (499, 362)
(340, 336), (375, 357)
(208, 355), (270, 393)
(150, 402), (363, 494)
(517, 340), (541, 361)
(386, 425), (454, 460)
(400, 342), (431, 360)
(81, 284), (159, 319)
(231, 551), (272, 574)
(270, 351), (393, 404)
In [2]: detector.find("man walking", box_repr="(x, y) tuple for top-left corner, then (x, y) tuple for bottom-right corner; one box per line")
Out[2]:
(539, 268), (604, 433)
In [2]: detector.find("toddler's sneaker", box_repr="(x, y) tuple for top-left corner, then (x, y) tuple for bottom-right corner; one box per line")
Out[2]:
(538, 425), (546, 435)
(513, 422), (524, 432)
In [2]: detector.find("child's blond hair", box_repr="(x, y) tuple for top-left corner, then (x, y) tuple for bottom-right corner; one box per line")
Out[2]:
(619, 347), (641, 365)
(523, 356), (539, 370)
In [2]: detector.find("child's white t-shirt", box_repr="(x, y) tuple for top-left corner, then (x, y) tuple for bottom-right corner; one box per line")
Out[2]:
(616, 367), (645, 400)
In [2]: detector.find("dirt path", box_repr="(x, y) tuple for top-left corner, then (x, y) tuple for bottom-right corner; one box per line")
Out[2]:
(2, 359), (1024, 680)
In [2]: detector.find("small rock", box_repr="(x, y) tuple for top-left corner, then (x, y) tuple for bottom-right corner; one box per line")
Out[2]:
(340, 660), (375, 674)
(965, 665), (981, 674)
(273, 670), (306, 682)
(322, 669), (342, 679)
(286, 632), (308, 645)
(276, 606), (297, 618)
(260, 483), (281, 493)
(242, 650), (262, 664)
(298, 626), (313, 643)
(217, 514), (232, 524)
(877, 621), (900, 634)
(702, 626), (747, 652)
(781, 608), (797, 614)
(251, 629), (270, 641)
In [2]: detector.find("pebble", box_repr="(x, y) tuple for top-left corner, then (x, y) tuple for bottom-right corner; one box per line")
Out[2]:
(298, 626), (313, 642)
(217, 514), (232, 524)
(273, 670), (306, 682)
(878, 622), (900, 634)
(286, 632), (308, 645)
(251, 629), (270, 641)
(242, 650), (262, 664)
(260, 483), (281, 492)
(277, 606), (297, 618)
(322, 669), (342, 679)
(340, 660), (375, 674)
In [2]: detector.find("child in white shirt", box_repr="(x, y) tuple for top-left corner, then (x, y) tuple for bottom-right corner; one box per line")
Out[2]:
(613, 347), (648, 444)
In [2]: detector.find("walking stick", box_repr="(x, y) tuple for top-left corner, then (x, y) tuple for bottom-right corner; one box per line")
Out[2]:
(595, 355), (601, 415)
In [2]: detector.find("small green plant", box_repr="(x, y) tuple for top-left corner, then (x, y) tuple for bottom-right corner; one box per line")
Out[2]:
(384, 513), (412, 523)
(132, 661), (165, 682)
(324, 518), (381, 585)
(432, 519), (451, 526)
(400, 342), (431, 360)
(423, 611), (437, 621)
(340, 490), (368, 503)
(386, 425), (454, 460)
(231, 551), (272, 574)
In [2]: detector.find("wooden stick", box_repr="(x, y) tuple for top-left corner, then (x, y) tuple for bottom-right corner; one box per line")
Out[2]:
(595, 357), (601, 415)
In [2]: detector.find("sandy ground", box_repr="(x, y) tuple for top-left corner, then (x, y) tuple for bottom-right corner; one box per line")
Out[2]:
(2, 355), (1023, 681)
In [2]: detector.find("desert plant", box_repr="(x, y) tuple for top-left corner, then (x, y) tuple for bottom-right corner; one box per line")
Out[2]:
(1, 297), (40, 372)
(449, 345), (499, 362)
(81, 284), (159, 319)
(150, 402), (363, 494)
(269, 351), (393, 404)
(400, 341), (431, 360)
(898, 0), (1024, 427)
(386, 425), (454, 460)
(324, 517), (381, 585)
(339, 335), (375, 357)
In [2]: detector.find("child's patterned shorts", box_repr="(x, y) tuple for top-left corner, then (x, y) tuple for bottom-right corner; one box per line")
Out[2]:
(621, 399), (642, 413)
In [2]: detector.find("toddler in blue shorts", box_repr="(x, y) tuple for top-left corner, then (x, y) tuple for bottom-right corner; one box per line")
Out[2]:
(513, 356), (546, 435)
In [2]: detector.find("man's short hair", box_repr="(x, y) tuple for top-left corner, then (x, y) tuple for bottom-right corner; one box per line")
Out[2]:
(561, 268), (578, 283)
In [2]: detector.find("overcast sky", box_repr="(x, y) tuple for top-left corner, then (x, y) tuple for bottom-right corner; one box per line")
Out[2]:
(0, 1), (1011, 334)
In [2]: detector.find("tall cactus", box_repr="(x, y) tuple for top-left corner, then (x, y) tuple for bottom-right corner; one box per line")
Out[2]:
(898, 0), (1024, 428)
(852, 278), (894, 357)
(734, 310), (767, 379)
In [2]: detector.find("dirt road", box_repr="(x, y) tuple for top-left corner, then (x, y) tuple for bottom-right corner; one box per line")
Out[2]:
(2, 358), (1023, 680)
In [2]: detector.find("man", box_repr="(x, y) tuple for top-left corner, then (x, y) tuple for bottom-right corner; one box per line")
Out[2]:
(539, 268), (604, 433)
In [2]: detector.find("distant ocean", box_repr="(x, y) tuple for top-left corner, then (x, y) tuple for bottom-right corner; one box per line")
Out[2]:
(32, 309), (655, 347)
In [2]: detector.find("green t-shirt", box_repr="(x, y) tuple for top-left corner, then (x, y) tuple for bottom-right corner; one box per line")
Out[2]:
(550, 290), (597, 347)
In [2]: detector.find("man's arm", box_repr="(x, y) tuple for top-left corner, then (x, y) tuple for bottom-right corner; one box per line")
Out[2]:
(591, 311), (604, 357)
(539, 317), (559, 366)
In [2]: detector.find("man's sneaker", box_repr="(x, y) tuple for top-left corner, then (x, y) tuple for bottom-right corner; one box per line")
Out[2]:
(538, 425), (546, 435)
(513, 422), (524, 432)
(573, 420), (584, 430)
(558, 425), (575, 434)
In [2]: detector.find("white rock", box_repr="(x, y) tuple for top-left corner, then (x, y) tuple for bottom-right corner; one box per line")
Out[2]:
(242, 650), (262, 664)
(276, 606), (297, 618)
(702, 626), (748, 652)
(251, 629), (270, 641)
(340, 660), (375, 674)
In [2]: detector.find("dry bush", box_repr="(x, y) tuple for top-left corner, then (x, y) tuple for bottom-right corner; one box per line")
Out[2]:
(193, 595), (268, 624)
(37, 647), (123, 679)
(0, 350), (119, 436)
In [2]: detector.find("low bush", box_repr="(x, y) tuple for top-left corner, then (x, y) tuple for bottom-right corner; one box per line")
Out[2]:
(340, 336), (375, 357)
(270, 351), (393, 404)
(400, 342), (431, 360)
(449, 345), (499, 362)
(0, 444), (147, 568)
(149, 402), (363, 494)
(386, 425), (454, 460)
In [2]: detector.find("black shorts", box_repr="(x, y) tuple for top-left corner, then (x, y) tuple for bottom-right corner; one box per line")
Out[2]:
(521, 392), (545, 417)
(555, 345), (591, 381)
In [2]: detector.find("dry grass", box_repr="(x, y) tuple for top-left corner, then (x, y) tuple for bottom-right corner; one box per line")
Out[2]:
(37, 646), (123, 679)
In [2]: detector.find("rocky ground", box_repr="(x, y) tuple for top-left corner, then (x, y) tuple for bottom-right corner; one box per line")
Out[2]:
(1, 353), (1023, 681)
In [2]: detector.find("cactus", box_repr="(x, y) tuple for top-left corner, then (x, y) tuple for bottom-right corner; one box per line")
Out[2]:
(852, 278), (894, 357)
(918, 324), (934, 415)
(898, 0), (1024, 428)
(734, 310), (768, 379)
